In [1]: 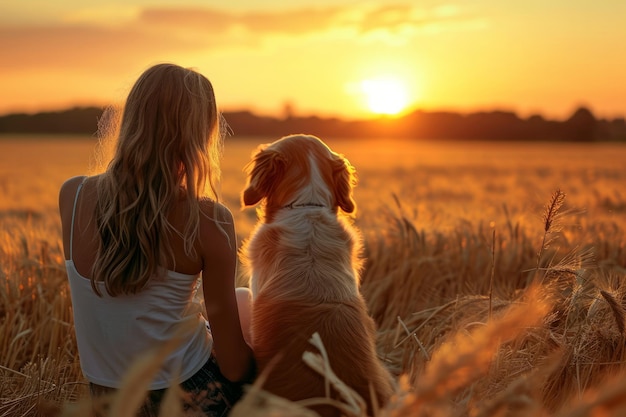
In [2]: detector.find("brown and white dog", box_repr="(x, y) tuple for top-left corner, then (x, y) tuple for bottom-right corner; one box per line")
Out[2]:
(240, 134), (394, 417)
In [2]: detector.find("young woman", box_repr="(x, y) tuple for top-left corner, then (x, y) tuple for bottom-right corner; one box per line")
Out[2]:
(59, 63), (254, 416)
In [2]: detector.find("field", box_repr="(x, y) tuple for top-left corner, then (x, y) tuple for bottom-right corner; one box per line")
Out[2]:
(2, 135), (626, 417)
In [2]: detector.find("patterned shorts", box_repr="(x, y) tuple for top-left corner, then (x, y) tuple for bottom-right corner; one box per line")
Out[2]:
(90, 354), (246, 417)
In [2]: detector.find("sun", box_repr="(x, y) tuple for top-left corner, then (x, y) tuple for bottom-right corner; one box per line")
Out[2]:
(360, 77), (410, 116)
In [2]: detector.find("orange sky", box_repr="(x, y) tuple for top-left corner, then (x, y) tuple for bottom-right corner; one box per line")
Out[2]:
(1, 1), (625, 120)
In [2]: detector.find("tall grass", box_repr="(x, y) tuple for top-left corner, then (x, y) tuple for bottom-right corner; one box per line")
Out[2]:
(2, 137), (626, 416)
(0, 214), (86, 417)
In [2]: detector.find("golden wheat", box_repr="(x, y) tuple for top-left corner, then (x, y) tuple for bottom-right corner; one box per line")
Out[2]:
(2, 137), (626, 416)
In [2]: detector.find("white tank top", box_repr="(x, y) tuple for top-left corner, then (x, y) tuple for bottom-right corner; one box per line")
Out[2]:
(65, 181), (213, 389)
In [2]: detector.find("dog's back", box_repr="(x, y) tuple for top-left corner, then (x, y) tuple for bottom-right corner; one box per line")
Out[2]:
(246, 208), (361, 301)
(252, 294), (394, 417)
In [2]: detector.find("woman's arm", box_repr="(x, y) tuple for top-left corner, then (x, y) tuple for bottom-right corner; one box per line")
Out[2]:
(199, 201), (255, 382)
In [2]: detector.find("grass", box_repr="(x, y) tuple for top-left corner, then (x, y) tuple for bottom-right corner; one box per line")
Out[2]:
(1, 136), (626, 416)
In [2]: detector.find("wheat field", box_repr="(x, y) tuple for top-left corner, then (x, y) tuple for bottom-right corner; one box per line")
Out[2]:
(1, 135), (626, 417)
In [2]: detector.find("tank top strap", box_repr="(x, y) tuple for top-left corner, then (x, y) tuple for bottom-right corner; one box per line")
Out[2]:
(69, 177), (88, 261)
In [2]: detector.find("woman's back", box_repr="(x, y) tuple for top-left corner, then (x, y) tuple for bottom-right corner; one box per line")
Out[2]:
(61, 175), (205, 279)
(61, 175), (214, 389)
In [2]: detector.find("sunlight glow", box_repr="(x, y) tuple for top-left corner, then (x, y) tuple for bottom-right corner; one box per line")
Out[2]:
(360, 77), (409, 115)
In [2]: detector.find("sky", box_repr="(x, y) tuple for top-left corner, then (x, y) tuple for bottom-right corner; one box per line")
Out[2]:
(1, 0), (625, 120)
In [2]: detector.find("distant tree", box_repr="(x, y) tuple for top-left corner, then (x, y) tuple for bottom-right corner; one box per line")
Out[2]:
(0, 107), (103, 134)
(281, 101), (296, 120)
(561, 106), (597, 141)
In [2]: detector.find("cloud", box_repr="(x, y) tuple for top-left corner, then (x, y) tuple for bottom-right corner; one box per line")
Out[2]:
(138, 6), (346, 35)
(359, 4), (422, 33)
(139, 8), (234, 33)
(137, 4), (473, 36)
(0, 25), (207, 71)
(356, 3), (485, 36)
(0, 4), (482, 71)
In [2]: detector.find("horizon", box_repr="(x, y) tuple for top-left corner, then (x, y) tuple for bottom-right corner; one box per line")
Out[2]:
(0, 102), (618, 123)
(1, 1), (625, 120)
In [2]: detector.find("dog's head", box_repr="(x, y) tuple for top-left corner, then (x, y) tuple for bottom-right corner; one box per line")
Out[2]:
(242, 134), (357, 222)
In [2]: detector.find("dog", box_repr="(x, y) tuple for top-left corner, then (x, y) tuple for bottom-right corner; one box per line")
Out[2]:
(240, 134), (394, 417)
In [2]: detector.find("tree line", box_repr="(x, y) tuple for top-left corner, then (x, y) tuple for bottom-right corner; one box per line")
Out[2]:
(0, 106), (624, 141)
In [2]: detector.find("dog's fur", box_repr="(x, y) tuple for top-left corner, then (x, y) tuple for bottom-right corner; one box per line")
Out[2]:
(240, 134), (394, 417)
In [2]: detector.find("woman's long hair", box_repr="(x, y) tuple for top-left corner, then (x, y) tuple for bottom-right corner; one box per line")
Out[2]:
(92, 63), (223, 296)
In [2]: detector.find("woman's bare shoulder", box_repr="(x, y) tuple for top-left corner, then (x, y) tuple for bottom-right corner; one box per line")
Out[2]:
(198, 199), (236, 251)
(59, 175), (88, 207)
(198, 198), (235, 225)
(60, 175), (87, 192)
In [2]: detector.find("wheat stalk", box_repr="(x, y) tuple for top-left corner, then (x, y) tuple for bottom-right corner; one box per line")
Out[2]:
(535, 188), (566, 284)
(600, 289), (626, 335)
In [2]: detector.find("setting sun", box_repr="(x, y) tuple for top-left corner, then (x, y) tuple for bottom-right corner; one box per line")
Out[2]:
(360, 77), (410, 115)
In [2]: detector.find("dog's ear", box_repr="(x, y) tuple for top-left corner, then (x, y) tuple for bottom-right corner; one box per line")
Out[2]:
(242, 148), (286, 206)
(332, 154), (357, 214)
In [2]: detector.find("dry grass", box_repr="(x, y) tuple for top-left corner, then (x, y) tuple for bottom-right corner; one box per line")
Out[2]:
(2, 136), (626, 416)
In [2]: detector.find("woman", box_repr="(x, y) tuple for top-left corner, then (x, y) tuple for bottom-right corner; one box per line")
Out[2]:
(59, 63), (254, 416)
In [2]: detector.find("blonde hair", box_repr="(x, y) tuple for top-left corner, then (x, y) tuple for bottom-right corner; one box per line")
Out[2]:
(92, 63), (223, 296)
